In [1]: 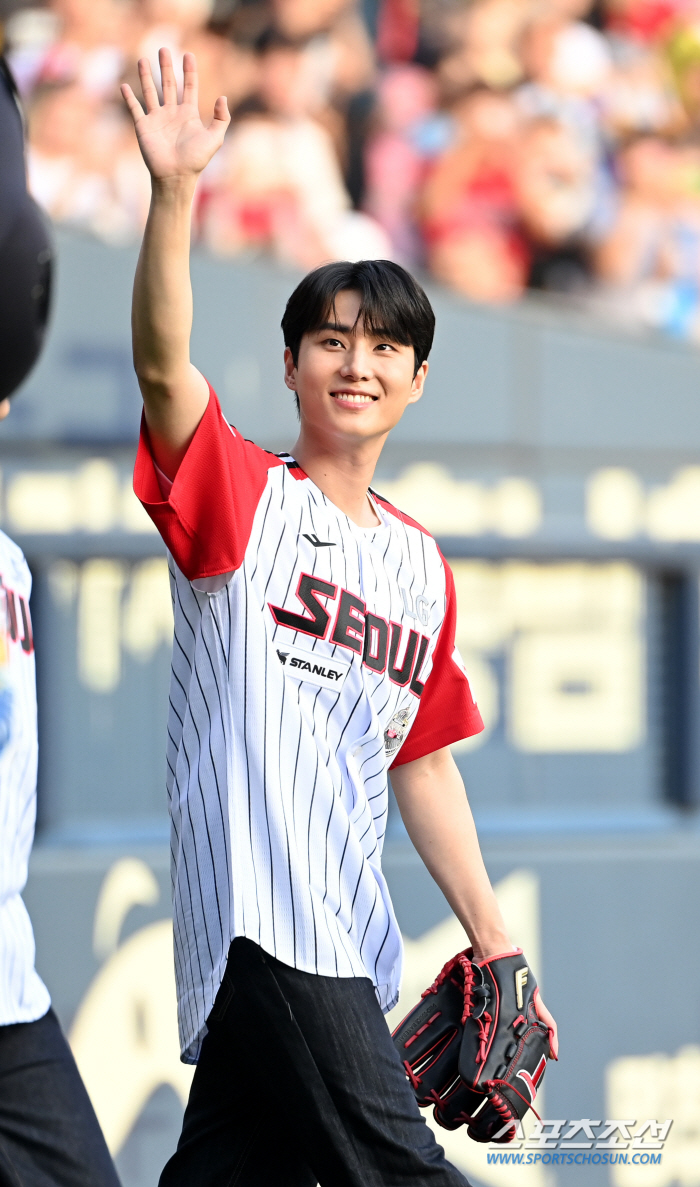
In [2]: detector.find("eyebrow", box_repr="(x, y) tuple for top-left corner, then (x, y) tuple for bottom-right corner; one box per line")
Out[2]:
(317, 321), (399, 340)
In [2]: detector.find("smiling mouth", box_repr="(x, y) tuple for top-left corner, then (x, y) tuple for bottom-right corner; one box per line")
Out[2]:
(331, 391), (379, 404)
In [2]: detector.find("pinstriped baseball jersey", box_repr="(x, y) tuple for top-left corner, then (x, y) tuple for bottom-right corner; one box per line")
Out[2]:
(135, 386), (483, 1063)
(0, 530), (50, 1026)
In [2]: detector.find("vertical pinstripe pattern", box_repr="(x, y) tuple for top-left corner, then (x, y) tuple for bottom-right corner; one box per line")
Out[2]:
(163, 461), (457, 1064)
(0, 531), (50, 1026)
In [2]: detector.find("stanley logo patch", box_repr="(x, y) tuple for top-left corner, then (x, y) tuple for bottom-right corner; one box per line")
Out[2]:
(276, 643), (351, 690)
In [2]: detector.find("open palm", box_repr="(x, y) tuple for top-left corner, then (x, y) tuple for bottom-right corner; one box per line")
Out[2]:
(121, 49), (230, 181)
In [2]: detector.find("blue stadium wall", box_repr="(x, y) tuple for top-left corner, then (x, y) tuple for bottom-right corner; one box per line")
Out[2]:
(10, 230), (700, 1187)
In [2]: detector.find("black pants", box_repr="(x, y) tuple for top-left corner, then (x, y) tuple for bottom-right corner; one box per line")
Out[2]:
(160, 937), (470, 1187)
(0, 1008), (120, 1187)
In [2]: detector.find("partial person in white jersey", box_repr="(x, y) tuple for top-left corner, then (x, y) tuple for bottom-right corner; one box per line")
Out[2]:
(0, 55), (121, 1187)
(122, 48), (559, 1187)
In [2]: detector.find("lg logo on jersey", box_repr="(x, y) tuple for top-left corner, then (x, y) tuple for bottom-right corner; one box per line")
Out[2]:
(268, 573), (430, 696)
(401, 588), (430, 628)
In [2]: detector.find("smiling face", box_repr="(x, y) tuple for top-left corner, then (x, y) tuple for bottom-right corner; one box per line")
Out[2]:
(284, 289), (428, 446)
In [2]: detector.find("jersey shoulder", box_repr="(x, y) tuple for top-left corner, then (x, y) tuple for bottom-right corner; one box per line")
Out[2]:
(370, 489), (436, 542)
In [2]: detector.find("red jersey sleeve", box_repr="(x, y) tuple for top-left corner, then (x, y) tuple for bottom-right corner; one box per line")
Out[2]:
(133, 383), (282, 581)
(391, 558), (484, 767)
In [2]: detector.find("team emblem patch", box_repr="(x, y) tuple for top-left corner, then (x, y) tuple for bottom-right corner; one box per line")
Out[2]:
(384, 708), (411, 759)
(275, 643), (351, 691)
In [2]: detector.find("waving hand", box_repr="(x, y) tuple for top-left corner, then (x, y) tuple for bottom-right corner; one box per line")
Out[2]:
(121, 49), (230, 180)
(122, 50), (228, 477)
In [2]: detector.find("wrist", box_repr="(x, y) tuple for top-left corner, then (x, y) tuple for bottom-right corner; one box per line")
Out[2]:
(151, 175), (198, 202)
(469, 933), (516, 962)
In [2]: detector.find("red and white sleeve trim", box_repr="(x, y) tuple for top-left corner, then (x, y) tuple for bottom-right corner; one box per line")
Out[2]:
(133, 383), (283, 581)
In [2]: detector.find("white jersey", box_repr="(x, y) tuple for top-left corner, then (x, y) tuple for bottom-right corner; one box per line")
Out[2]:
(135, 387), (483, 1063)
(0, 530), (50, 1026)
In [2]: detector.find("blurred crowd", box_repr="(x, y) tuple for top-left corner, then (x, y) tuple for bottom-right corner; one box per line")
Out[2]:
(8, 0), (700, 335)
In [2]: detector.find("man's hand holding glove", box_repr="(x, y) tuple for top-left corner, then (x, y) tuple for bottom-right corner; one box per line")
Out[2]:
(392, 948), (557, 1144)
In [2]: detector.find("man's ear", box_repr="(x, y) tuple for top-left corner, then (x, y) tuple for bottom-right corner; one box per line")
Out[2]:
(284, 347), (297, 391)
(407, 360), (428, 406)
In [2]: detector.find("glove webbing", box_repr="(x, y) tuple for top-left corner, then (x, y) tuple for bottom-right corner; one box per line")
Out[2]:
(421, 952), (493, 1061)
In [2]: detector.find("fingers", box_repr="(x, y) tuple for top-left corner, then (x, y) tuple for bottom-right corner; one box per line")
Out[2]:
(120, 83), (144, 124)
(534, 989), (559, 1060)
(547, 1023), (558, 1060)
(138, 57), (160, 113)
(159, 47), (178, 105)
(209, 95), (231, 138)
(182, 52), (198, 106)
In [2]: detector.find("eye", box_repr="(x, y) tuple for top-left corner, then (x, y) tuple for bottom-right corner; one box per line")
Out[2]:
(323, 337), (344, 348)
(375, 343), (396, 352)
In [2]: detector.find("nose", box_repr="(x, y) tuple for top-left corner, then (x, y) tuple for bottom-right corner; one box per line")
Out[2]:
(340, 341), (374, 381)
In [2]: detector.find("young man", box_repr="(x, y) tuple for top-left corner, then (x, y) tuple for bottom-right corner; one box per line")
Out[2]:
(122, 49), (557, 1187)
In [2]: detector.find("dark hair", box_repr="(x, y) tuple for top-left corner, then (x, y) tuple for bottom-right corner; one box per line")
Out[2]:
(281, 260), (435, 394)
(255, 27), (301, 53)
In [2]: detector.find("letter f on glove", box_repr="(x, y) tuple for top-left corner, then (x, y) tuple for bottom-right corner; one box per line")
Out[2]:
(514, 966), (529, 1010)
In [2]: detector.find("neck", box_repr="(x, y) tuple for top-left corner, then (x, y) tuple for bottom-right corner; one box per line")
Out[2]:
(291, 426), (387, 527)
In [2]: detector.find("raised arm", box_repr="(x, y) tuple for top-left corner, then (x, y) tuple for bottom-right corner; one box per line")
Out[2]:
(121, 50), (230, 477)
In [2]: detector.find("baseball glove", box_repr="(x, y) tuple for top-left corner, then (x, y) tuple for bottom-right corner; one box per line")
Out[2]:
(392, 948), (552, 1144)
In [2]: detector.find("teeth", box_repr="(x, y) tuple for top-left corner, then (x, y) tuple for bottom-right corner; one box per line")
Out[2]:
(334, 393), (373, 403)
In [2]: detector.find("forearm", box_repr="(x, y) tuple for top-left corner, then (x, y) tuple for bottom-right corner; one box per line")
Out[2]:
(133, 177), (195, 389)
(132, 178), (209, 472)
(390, 747), (512, 960)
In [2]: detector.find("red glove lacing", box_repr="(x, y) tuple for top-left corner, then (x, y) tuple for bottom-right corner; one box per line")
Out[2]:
(421, 951), (493, 1066)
